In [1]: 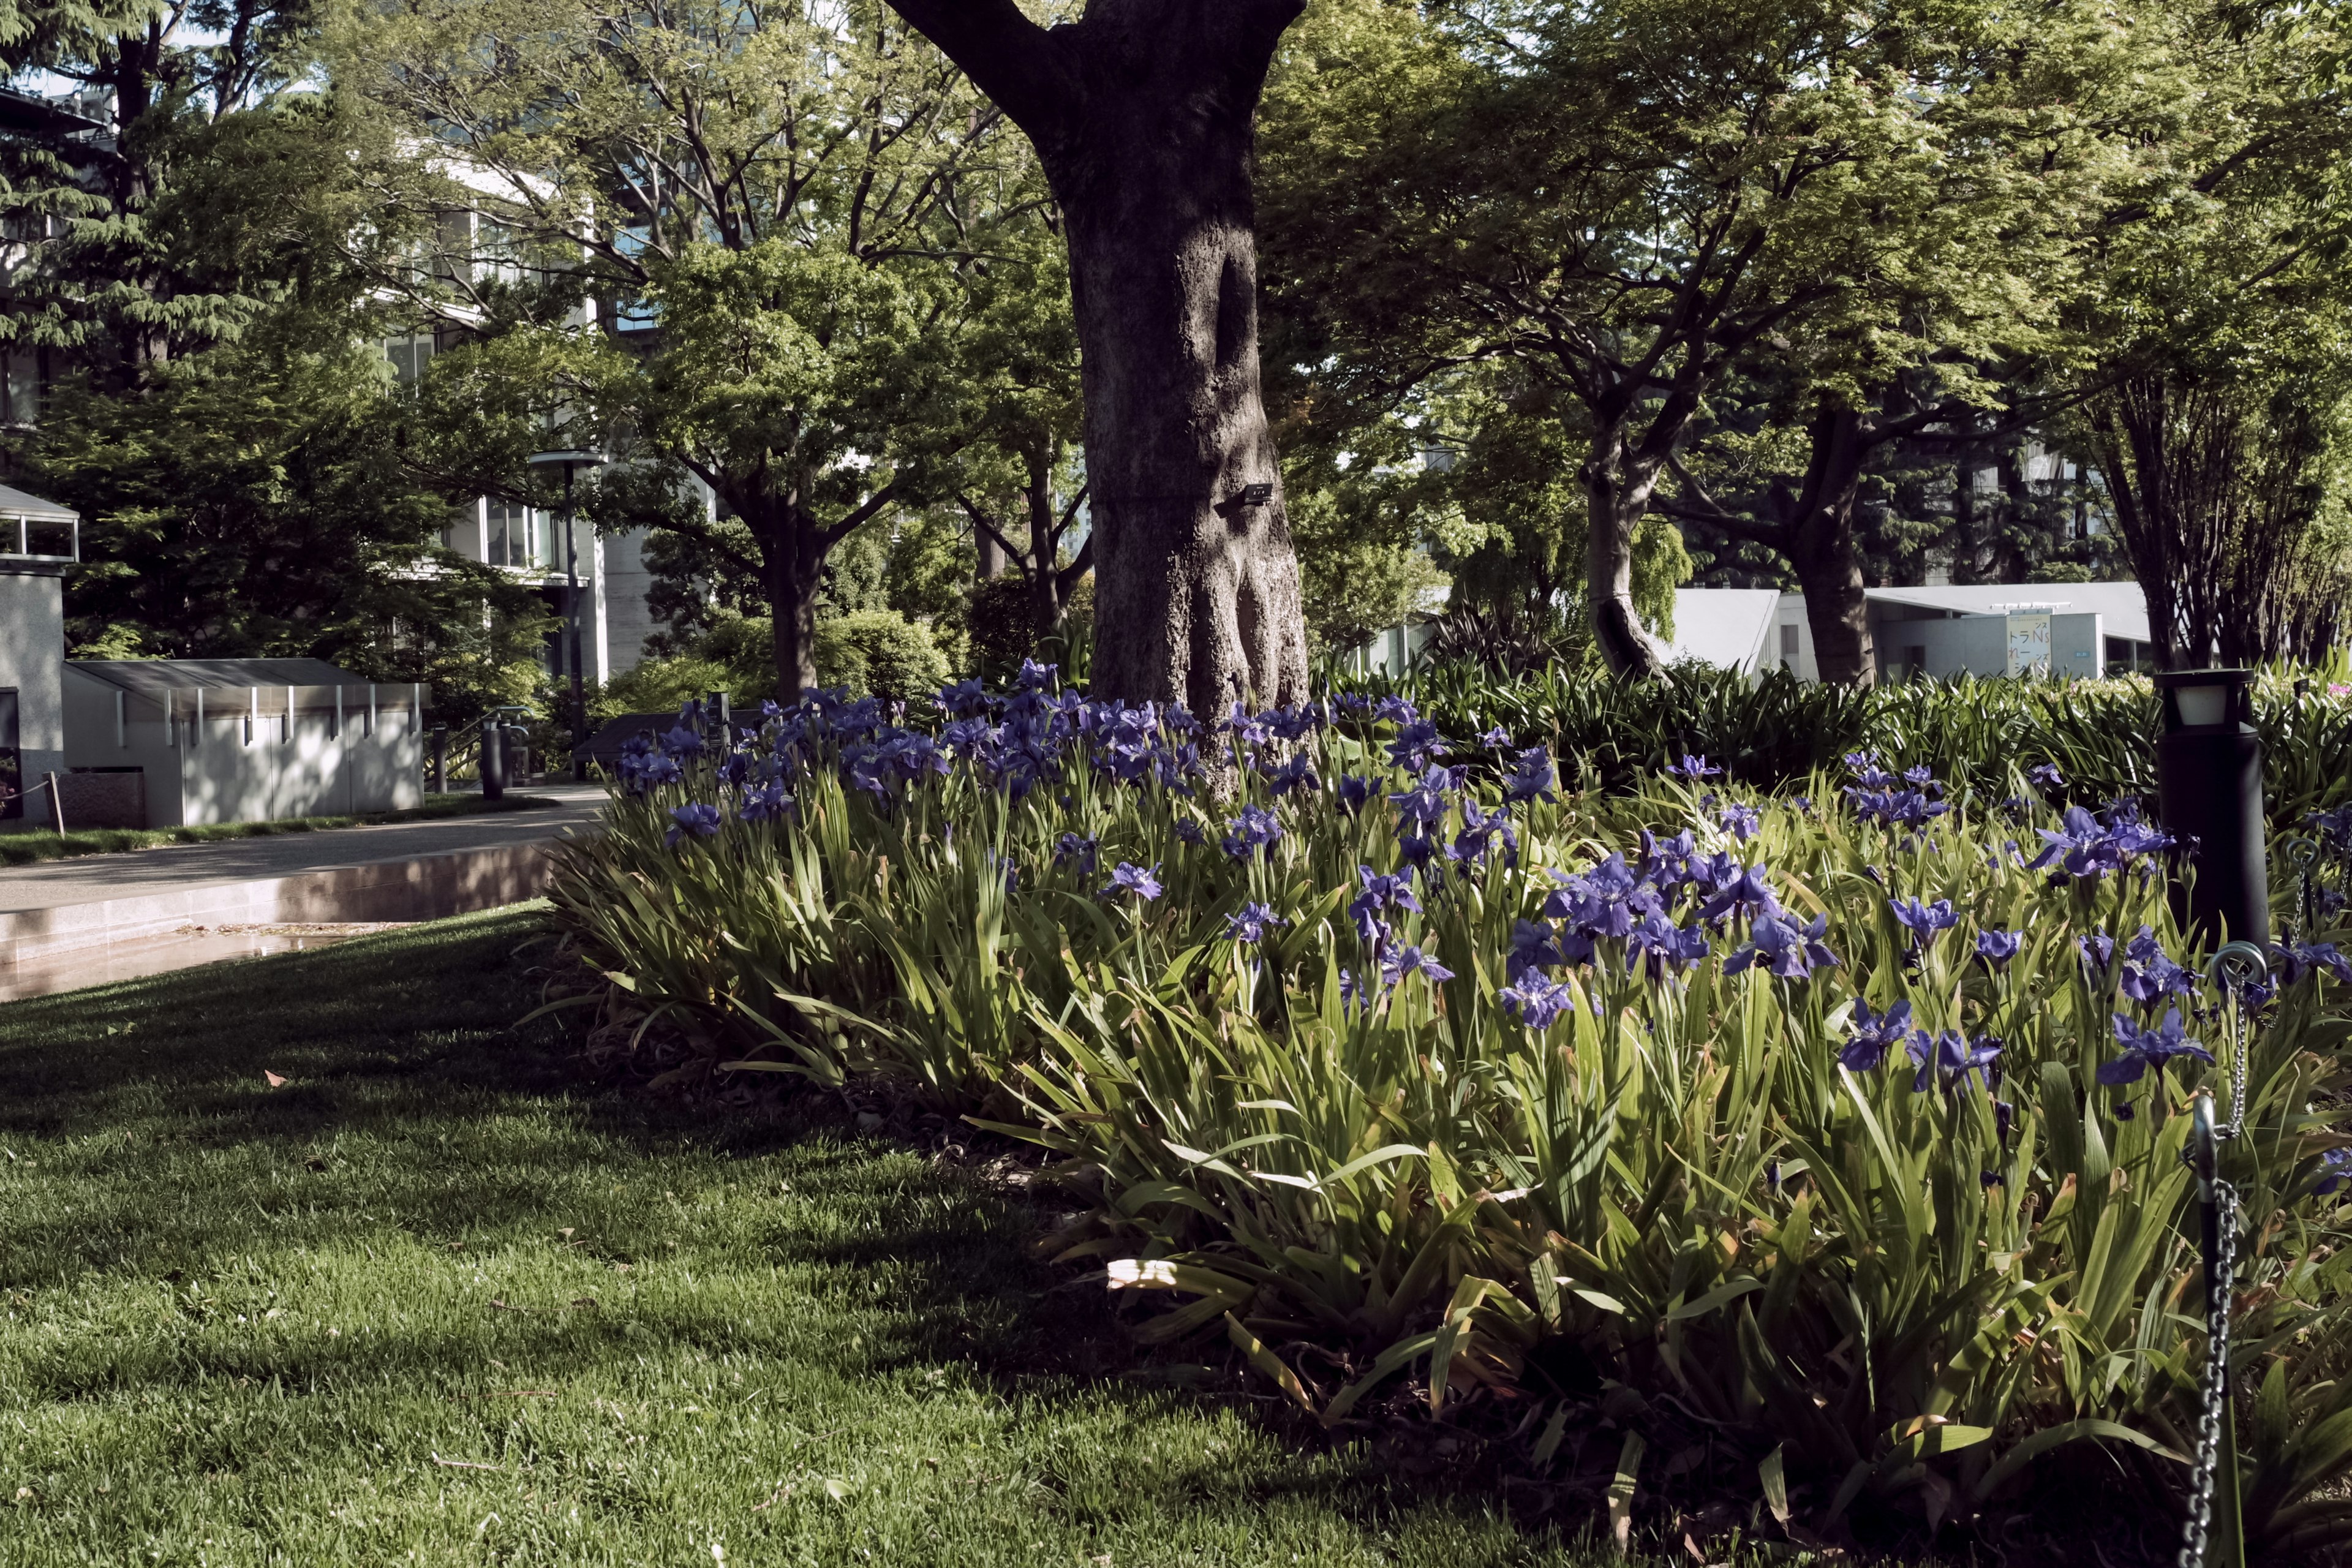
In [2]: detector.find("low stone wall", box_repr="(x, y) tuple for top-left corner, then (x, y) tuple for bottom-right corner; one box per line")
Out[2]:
(58, 767), (146, 831)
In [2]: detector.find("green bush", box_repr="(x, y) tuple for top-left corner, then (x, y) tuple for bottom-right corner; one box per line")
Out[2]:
(551, 684), (2352, 1557)
(813, 609), (952, 702)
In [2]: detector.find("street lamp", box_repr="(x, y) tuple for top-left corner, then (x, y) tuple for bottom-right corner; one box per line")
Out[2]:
(526, 448), (609, 780)
(2154, 668), (2269, 948)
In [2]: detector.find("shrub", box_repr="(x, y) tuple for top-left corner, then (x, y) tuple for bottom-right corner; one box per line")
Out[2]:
(551, 677), (2352, 1557)
(813, 610), (952, 703)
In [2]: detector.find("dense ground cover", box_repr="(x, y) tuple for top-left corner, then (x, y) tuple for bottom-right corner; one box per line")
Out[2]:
(0, 907), (1660, 1567)
(548, 671), (2352, 1562)
(0, 793), (560, 867)
(1380, 664), (2352, 831)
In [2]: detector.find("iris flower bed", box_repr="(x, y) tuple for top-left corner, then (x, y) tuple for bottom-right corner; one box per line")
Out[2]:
(547, 668), (2352, 1555)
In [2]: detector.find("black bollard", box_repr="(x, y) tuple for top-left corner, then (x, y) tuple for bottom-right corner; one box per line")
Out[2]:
(430, 724), (448, 794)
(481, 719), (507, 802)
(2154, 669), (2268, 948)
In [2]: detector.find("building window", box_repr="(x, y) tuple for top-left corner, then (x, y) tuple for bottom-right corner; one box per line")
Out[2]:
(486, 500), (545, 569)
(385, 334), (435, 385)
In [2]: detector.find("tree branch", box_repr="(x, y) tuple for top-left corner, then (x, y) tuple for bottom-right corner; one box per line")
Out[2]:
(880, 0), (1071, 138)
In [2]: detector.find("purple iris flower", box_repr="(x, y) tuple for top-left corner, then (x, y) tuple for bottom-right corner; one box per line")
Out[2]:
(1719, 803), (1762, 842)
(1388, 766), (1453, 826)
(1668, 753), (1721, 780)
(1507, 919), (1563, 981)
(2099, 1009), (2214, 1085)
(1724, 911), (1838, 979)
(1382, 944), (1455, 986)
(1334, 775), (1376, 813)
(1220, 804), (1283, 861)
(1350, 865), (1421, 941)
(1480, 725), (1512, 748)
(1223, 902), (1285, 943)
(1499, 973), (1574, 1030)
(1099, 861), (1164, 902)
(1844, 750), (1898, 789)
(1372, 695), (1419, 724)
(2275, 941), (2352, 987)
(934, 677), (992, 717)
(1841, 997), (1918, 1072)
(1975, 929), (2024, 968)
(1386, 720), (1449, 773)
(2027, 763), (2064, 790)
(1174, 818), (1206, 846)
(1504, 746), (1558, 805)
(1263, 753), (1320, 797)
(1909, 1030), (2002, 1095)
(1697, 862), (1781, 924)
(2119, 925), (2195, 1005)
(740, 782), (794, 823)
(1449, 800), (1516, 865)
(1626, 913), (1709, 979)
(1227, 703), (1273, 749)
(2077, 929), (2117, 975)
(1054, 832), (1099, 875)
(2317, 1148), (2352, 1196)
(665, 802), (722, 846)
(1890, 897), (1959, 947)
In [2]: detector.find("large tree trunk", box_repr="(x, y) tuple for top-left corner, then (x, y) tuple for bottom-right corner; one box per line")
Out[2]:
(881, 0), (1313, 715)
(1787, 407), (1875, 687)
(755, 505), (823, 702)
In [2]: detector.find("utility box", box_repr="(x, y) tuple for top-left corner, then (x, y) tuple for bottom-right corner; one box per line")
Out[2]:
(0, 483), (78, 832)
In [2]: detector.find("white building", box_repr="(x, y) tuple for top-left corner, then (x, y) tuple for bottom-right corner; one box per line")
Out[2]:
(1701, 581), (2157, 682)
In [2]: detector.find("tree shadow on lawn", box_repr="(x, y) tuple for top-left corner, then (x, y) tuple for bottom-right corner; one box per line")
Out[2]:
(0, 909), (1630, 1562)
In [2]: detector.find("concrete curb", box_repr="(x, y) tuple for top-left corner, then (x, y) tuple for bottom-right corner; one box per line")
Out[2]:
(0, 840), (560, 973)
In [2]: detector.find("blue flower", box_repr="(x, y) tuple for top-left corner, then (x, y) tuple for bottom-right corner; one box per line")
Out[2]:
(1719, 802), (1761, 842)
(1174, 818), (1207, 846)
(1626, 913), (1709, 979)
(1498, 973), (1574, 1030)
(2098, 1008), (2214, 1085)
(1382, 944), (1455, 986)
(1668, 753), (1721, 780)
(1844, 750), (1898, 789)
(1480, 725), (1512, 748)
(1975, 929), (2024, 968)
(1223, 902), (1286, 944)
(1910, 1030), (2002, 1095)
(1350, 865), (1421, 941)
(664, 802), (722, 847)
(1503, 746), (1556, 805)
(1220, 804), (1283, 861)
(1507, 918), (1563, 981)
(1889, 897), (1959, 947)
(2027, 762), (2064, 790)
(2275, 940), (2352, 987)
(2317, 1148), (2352, 1197)
(1054, 832), (1099, 875)
(1227, 703), (1273, 749)
(1386, 720), (1449, 774)
(1263, 753), (1320, 797)
(935, 677), (992, 717)
(1334, 775), (1376, 814)
(1724, 911), (1838, 980)
(1100, 861), (1164, 902)
(740, 782), (794, 823)
(1372, 695), (1419, 724)
(1697, 862), (1780, 924)
(1387, 765), (1453, 827)
(1447, 800), (1516, 866)
(1841, 997), (1918, 1072)
(2119, 926), (2195, 1005)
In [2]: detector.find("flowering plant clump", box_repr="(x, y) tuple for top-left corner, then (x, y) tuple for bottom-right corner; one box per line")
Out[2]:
(551, 675), (2352, 1550)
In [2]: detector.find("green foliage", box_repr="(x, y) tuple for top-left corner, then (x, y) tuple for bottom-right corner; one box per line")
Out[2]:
(0, 909), (1630, 1566)
(813, 611), (952, 703)
(551, 683), (2352, 1552)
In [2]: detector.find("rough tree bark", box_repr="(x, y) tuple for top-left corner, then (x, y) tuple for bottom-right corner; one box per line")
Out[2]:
(881, 0), (1313, 714)
(724, 481), (900, 701)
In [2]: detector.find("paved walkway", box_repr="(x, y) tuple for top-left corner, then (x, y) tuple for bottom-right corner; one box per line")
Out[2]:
(0, 788), (608, 914)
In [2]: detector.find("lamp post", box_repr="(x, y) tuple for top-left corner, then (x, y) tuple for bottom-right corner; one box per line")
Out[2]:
(526, 448), (609, 780)
(2154, 668), (2269, 948)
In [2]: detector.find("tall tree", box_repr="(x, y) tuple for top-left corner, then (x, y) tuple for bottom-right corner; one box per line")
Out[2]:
(344, 0), (1027, 696)
(1261, 0), (2119, 680)
(878, 0), (1313, 714)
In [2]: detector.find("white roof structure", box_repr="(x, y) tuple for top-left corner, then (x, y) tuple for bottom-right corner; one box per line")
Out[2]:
(1863, 582), (2150, 644)
(1663, 588), (1779, 674)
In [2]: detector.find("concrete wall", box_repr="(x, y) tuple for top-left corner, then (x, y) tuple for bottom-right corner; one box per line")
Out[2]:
(65, 675), (424, 827)
(0, 567), (65, 831)
(1874, 609), (2105, 682)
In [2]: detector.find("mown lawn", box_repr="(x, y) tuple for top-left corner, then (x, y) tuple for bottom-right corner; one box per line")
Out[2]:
(0, 907), (1621, 1567)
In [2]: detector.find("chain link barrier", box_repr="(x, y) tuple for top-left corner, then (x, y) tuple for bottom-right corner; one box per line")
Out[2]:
(2176, 940), (2266, 1568)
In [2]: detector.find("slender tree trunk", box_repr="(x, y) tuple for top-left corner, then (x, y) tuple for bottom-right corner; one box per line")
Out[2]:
(1787, 409), (1875, 687)
(1583, 424), (1670, 679)
(755, 505), (823, 701)
(881, 0), (1313, 715)
(976, 530), (1009, 580)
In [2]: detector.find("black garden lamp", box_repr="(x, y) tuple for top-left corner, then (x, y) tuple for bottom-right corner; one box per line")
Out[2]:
(527, 448), (609, 780)
(2154, 668), (2269, 948)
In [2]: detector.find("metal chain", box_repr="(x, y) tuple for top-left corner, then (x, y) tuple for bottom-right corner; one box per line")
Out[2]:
(2176, 1177), (2239, 1568)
